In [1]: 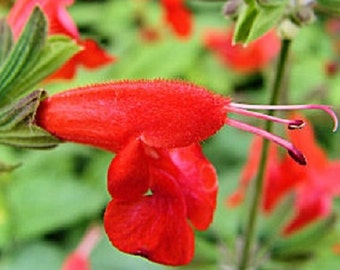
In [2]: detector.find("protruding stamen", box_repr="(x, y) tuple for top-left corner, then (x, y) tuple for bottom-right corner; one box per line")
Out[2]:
(288, 149), (307, 165)
(288, 120), (305, 130)
(226, 118), (307, 165)
(227, 106), (305, 128)
(230, 103), (338, 132)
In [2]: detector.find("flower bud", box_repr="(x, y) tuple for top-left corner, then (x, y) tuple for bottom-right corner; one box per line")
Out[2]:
(223, 0), (243, 17)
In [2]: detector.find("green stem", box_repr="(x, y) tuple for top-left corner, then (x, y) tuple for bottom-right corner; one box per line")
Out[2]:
(237, 39), (292, 270)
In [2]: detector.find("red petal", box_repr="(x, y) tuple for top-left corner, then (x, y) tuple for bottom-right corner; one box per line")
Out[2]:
(203, 28), (280, 74)
(46, 39), (115, 81)
(46, 57), (78, 81)
(226, 189), (245, 207)
(73, 39), (115, 68)
(283, 185), (331, 235)
(326, 161), (340, 194)
(161, 0), (192, 37)
(7, 0), (78, 40)
(167, 144), (218, 230)
(62, 253), (89, 270)
(227, 137), (279, 209)
(107, 138), (150, 200)
(104, 170), (194, 266)
(262, 163), (291, 212)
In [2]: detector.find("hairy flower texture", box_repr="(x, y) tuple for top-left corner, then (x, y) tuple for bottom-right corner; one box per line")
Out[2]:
(35, 80), (337, 265)
(203, 28), (280, 74)
(160, 0), (192, 38)
(228, 113), (340, 235)
(7, 0), (114, 80)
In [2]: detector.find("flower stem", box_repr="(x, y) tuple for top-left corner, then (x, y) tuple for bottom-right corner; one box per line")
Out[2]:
(237, 39), (292, 270)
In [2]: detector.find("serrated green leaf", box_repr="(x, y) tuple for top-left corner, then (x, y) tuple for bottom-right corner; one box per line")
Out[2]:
(7, 35), (80, 99)
(0, 7), (47, 105)
(0, 19), (13, 65)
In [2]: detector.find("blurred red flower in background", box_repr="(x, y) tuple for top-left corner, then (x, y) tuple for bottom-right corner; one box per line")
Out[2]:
(228, 112), (340, 235)
(203, 28), (280, 74)
(7, 0), (115, 80)
(160, 0), (192, 38)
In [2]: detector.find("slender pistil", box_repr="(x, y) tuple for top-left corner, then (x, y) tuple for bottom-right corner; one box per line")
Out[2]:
(225, 102), (338, 166)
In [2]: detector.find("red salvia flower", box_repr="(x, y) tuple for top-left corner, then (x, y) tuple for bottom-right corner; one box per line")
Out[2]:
(280, 113), (340, 235)
(203, 28), (280, 74)
(35, 79), (337, 265)
(228, 112), (340, 235)
(7, 0), (115, 80)
(160, 0), (192, 38)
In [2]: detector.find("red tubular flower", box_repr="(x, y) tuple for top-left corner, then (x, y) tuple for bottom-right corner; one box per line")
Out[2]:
(35, 79), (337, 160)
(160, 0), (192, 38)
(203, 28), (280, 74)
(35, 79), (337, 264)
(7, 0), (115, 80)
(228, 112), (340, 235)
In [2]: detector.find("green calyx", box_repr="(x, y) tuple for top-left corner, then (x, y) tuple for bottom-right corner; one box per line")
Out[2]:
(0, 89), (61, 149)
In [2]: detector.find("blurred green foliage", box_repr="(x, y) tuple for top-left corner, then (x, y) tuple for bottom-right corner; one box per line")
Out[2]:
(0, 0), (339, 269)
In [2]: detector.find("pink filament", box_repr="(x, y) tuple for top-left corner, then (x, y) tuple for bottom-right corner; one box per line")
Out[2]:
(227, 106), (305, 129)
(226, 118), (307, 165)
(230, 103), (338, 132)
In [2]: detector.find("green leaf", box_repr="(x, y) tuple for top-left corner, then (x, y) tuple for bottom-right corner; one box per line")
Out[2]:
(0, 8), (79, 106)
(1, 242), (63, 270)
(0, 90), (61, 149)
(0, 7), (47, 105)
(233, 1), (287, 44)
(8, 151), (108, 241)
(0, 19), (13, 65)
(7, 35), (79, 100)
(233, 4), (259, 44)
(0, 160), (20, 173)
(270, 214), (337, 262)
(246, 4), (286, 42)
